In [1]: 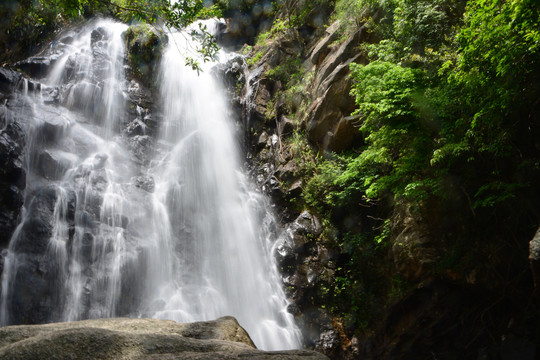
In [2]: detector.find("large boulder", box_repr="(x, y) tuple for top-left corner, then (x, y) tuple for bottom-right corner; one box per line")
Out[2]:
(123, 25), (168, 88)
(0, 317), (329, 359)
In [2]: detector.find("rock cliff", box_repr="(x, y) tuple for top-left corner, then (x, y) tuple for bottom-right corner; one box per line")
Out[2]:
(232, 5), (540, 359)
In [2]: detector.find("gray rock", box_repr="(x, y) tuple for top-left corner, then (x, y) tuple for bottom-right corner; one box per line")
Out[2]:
(133, 175), (155, 193)
(275, 240), (296, 274)
(286, 179), (303, 198)
(37, 107), (71, 145)
(276, 161), (299, 183)
(529, 227), (540, 288)
(0, 114), (26, 247)
(125, 119), (147, 136)
(258, 131), (270, 148)
(293, 211), (322, 238)
(315, 330), (341, 358)
(278, 117), (295, 137)
(13, 186), (58, 255)
(15, 56), (58, 79)
(212, 54), (246, 95)
(390, 202), (441, 281)
(0, 317), (329, 359)
(36, 150), (72, 180)
(328, 114), (362, 152)
(0, 67), (23, 94)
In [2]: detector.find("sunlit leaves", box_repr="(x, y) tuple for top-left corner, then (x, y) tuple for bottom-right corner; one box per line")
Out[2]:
(344, 61), (436, 201)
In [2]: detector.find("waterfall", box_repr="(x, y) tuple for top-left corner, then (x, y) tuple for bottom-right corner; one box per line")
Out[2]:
(0, 19), (302, 350)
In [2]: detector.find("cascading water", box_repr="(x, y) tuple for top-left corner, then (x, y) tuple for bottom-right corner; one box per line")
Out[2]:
(0, 18), (133, 325)
(0, 19), (302, 350)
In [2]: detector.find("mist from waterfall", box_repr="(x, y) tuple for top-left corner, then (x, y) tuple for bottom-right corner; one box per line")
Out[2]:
(0, 18), (302, 350)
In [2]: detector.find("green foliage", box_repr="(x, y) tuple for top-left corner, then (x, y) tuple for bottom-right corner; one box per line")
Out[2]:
(373, 219), (391, 244)
(255, 18), (289, 46)
(332, 0), (392, 36)
(430, 0), (540, 207)
(323, 0), (539, 211)
(286, 0), (540, 343)
(347, 61), (437, 201)
(351, 61), (417, 124)
(288, 131), (317, 175)
(0, 0), (221, 65)
(265, 57), (301, 83)
(124, 24), (168, 82)
(302, 155), (343, 214)
(328, 230), (390, 328)
(473, 181), (528, 209)
(274, 0), (332, 28)
(240, 44), (252, 55)
(393, 0), (465, 54)
(246, 50), (263, 66)
(265, 58), (312, 117)
(281, 70), (313, 117)
(444, 0), (540, 155)
(120, 0), (221, 70)
(300, 2), (539, 334)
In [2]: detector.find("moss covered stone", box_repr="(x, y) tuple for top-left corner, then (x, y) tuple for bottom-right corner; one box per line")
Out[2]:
(123, 24), (167, 87)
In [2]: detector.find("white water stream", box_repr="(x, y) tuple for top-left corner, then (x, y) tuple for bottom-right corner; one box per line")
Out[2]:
(0, 19), (302, 350)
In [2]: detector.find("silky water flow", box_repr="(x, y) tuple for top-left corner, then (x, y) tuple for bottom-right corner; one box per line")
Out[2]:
(0, 19), (302, 350)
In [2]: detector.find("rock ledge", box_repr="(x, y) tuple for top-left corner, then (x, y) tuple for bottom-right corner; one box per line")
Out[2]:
(0, 317), (328, 360)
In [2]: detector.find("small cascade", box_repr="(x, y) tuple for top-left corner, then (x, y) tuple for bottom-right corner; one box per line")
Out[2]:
(0, 18), (302, 350)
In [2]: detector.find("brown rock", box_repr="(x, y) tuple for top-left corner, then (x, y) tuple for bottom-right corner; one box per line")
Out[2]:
(304, 26), (373, 151)
(307, 21), (342, 67)
(327, 114), (362, 152)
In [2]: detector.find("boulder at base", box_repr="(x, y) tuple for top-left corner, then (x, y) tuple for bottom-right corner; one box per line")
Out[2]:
(0, 317), (328, 360)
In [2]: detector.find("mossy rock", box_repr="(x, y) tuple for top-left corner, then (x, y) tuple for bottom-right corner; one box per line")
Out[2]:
(123, 24), (167, 87)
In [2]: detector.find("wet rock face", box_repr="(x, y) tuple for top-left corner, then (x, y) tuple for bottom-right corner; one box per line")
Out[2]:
(5, 185), (77, 325)
(122, 29), (163, 145)
(0, 68), (26, 248)
(0, 122), (26, 247)
(271, 211), (340, 352)
(212, 54), (246, 135)
(0, 66), (154, 326)
(0, 68), (23, 94)
(15, 56), (59, 80)
(0, 317), (330, 359)
(7, 253), (59, 324)
(12, 186), (59, 255)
